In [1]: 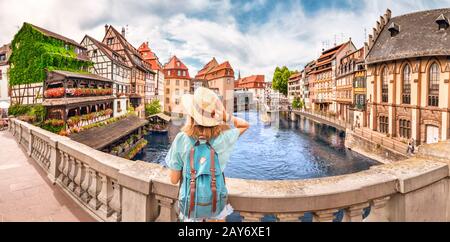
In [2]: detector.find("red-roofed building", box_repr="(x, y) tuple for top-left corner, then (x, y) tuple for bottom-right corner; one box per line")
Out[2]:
(312, 40), (356, 113)
(138, 42), (165, 110)
(235, 74), (266, 103)
(162, 56), (190, 114)
(195, 58), (235, 113)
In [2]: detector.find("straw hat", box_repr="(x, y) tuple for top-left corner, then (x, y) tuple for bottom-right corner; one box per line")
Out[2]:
(181, 87), (225, 127)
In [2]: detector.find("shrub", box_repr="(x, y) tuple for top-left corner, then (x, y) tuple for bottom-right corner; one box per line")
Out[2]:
(145, 99), (161, 117)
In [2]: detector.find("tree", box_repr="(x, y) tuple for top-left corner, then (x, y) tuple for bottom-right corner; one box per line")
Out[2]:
(145, 99), (161, 117)
(272, 66), (293, 96)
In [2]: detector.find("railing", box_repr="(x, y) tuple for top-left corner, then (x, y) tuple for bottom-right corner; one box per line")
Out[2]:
(352, 127), (408, 155)
(292, 109), (350, 130)
(8, 118), (450, 222)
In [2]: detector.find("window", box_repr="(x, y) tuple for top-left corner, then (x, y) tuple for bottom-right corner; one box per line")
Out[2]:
(176, 80), (180, 86)
(399, 119), (411, 139)
(166, 97), (170, 104)
(168, 70), (171, 76)
(381, 67), (388, 103)
(175, 89), (179, 95)
(166, 88), (170, 94)
(379, 116), (389, 134)
(428, 63), (439, 107)
(177, 70), (181, 76)
(0, 54), (6, 61)
(402, 65), (411, 104)
(166, 79), (170, 85)
(184, 80), (188, 87)
(175, 98), (180, 105)
(107, 38), (113, 45)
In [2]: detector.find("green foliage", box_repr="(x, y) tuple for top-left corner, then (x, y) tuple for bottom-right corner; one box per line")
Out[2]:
(9, 23), (93, 86)
(124, 139), (148, 160)
(272, 66), (293, 96)
(8, 104), (32, 116)
(28, 104), (46, 123)
(42, 123), (64, 133)
(145, 99), (161, 117)
(292, 97), (304, 109)
(8, 104), (45, 123)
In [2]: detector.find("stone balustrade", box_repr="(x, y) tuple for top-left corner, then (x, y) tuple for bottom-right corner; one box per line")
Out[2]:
(8, 118), (450, 222)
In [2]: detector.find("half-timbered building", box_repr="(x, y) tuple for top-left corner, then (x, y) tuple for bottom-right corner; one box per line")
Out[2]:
(138, 41), (165, 110)
(81, 35), (130, 117)
(43, 70), (114, 128)
(101, 25), (155, 117)
(9, 23), (91, 106)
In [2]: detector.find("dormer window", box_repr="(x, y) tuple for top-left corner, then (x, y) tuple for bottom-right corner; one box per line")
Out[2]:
(436, 14), (449, 30)
(177, 61), (180, 67)
(388, 22), (400, 37)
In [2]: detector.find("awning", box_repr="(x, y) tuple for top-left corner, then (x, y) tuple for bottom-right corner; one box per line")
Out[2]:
(70, 115), (148, 150)
(148, 113), (171, 122)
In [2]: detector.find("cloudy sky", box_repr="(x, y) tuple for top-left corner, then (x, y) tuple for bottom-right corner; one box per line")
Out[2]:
(1, 0), (449, 80)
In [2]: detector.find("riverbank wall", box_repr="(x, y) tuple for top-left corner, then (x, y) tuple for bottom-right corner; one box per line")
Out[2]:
(345, 130), (408, 164)
(286, 110), (408, 164)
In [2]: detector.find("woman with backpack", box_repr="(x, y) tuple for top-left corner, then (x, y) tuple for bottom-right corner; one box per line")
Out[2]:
(165, 87), (250, 222)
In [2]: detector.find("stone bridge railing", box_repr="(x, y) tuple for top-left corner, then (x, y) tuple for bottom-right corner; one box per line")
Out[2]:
(8, 118), (450, 222)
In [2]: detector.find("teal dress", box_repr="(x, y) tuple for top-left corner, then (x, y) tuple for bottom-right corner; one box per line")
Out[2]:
(165, 128), (240, 172)
(165, 128), (240, 221)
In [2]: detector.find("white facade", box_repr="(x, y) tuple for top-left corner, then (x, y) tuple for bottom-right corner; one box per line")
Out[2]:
(0, 64), (10, 117)
(234, 90), (255, 112)
(154, 69), (165, 111)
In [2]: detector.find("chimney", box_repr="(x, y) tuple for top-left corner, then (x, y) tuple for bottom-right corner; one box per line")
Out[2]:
(105, 24), (109, 34)
(121, 27), (126, 38)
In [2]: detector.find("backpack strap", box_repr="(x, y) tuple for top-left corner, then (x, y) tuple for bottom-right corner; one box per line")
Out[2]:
(206, 141), (217, 214)
(188, 140), (200, 218)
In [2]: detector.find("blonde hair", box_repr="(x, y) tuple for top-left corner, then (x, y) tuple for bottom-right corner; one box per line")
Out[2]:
(182, 117), (230, 140)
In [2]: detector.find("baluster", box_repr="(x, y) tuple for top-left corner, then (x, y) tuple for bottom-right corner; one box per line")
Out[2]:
(277, 212), (304, 222)
(342, 203), (369, 222)
(62, 155), (71, 187)
(58, 152), (67, 184)
(155, 195), (177, 222)
(363, 196), (390, 222)
(87, 168), (101, 210)
(73, 160), (83, 196)
(313, 209), (338, 222)
(240, 212), (265, 222)
(108, 179), (122, 222)
(97, 173), (112, 218)
(67, 156), (77, 191)
(80, 164), (91, 203)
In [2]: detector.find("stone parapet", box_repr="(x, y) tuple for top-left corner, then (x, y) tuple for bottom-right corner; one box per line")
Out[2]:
(8, 118), (450, 222)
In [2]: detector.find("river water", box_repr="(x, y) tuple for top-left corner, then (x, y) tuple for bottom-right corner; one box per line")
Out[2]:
(134, 110), (379, 180)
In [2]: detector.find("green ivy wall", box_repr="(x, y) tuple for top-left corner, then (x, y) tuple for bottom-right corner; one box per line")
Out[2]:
(9, 23), (93, 86)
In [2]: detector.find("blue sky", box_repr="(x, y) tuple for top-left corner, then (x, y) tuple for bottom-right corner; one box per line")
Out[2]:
(1, 0), (450, 80)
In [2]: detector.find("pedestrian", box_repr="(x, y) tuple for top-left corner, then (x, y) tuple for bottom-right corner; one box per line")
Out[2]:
(410, 138), (415, 154)
(165, 87), (250, 222)
(407, 142), (412, 154)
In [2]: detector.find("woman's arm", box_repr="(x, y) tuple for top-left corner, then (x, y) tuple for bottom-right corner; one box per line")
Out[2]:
(223, 111), (249, 135)
(169, 169), (182, 184)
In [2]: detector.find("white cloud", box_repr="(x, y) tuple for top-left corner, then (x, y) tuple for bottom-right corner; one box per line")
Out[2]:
(1, 0), (450, 81)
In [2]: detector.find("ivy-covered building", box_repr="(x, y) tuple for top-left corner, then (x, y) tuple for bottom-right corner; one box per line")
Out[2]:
(9, 23), (93, 105)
